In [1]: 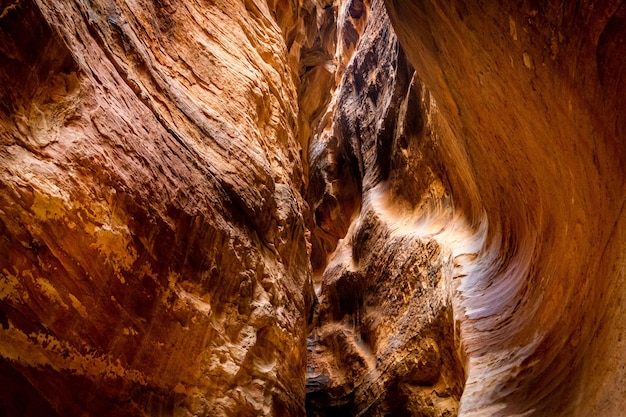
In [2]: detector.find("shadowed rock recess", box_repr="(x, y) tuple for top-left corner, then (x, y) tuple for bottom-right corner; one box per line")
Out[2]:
(0, 1), (624, 417)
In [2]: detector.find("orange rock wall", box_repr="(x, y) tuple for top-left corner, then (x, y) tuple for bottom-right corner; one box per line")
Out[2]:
(1, 0), (625, 416)
(385, 1), (626, 415)
(0, 0), (315, 414)
(305, 0), (465, 414)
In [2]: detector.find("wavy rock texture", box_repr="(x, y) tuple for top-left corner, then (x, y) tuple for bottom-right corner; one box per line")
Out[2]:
(385, 1), (626, 416)
(305, 0), (464, 415)
(0, 0), (315, 415)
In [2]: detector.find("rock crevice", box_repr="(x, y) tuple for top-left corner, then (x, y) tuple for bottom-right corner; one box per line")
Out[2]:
(303, 1), (464, 415)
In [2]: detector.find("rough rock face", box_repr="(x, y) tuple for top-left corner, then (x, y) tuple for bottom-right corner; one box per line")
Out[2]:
(305, 0), (464, 415)
(384, 1), (626, 416)
(0, 0), (314, 415)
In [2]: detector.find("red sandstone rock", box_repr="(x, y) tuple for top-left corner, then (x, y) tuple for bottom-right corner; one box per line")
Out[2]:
(385, 0), (626, 415)
(305, 0), (464, 415)
(0, 0), (313, 414)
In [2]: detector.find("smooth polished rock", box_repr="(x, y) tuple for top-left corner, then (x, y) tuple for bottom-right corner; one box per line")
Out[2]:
(385, 0), (626, 415)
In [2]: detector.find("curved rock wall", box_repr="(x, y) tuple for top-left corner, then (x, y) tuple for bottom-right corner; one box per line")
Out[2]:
(385, 1), (626, 416)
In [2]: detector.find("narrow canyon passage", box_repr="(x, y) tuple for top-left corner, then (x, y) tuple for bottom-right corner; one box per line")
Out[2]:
(1, 0), (625, 416)
(301, 0), (466, 414)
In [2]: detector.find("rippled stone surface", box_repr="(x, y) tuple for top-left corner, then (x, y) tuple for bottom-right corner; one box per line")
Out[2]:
(1, 0), (625, 416)
(385, 1), (626, 415)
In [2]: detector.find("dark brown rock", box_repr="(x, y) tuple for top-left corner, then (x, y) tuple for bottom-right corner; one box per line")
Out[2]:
(305, 0), (464, 415)
(2, 0), (625, 415)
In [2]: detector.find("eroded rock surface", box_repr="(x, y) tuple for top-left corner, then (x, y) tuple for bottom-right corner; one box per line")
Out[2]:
(385, 1), (626, 416)
(305, 0), (464, 415)
(1, 0), (626, 416)
(0, 0), (315, 415)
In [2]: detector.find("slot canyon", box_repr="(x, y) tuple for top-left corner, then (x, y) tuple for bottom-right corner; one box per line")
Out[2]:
(0, 0), (624, 415)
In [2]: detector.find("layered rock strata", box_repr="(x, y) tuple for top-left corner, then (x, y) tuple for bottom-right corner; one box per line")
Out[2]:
(0, 0), (315, 415)
(1, 0), (625, 416)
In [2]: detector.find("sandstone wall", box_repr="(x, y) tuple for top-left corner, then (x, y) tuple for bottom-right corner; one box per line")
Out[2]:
(1, 0), (625, 416)
(385, 1), (626, 416)
(0, 0), (315, 414)
(304, 0), (464, 414)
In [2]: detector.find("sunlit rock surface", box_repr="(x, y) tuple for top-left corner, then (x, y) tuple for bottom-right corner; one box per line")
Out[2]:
(0, 0), (314, 415)
(385, 1), (626, 416)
